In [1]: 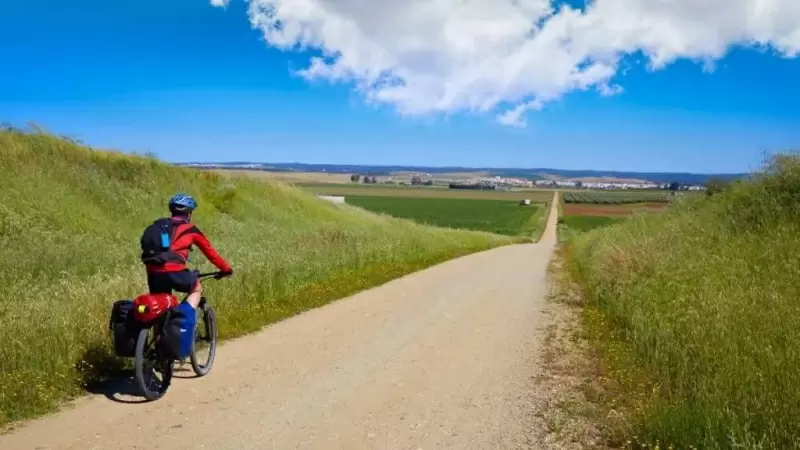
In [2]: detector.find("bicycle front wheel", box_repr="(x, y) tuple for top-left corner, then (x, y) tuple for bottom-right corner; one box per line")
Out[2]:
(190, 302), (217, 376)
(134, 327), (173, 401)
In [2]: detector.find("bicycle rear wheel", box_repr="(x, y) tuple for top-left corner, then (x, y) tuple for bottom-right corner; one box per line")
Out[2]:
(190, 301), (217, 376)
(134, 327), (173, 401)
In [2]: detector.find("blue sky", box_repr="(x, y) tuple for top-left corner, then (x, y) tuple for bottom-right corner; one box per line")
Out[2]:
(2, 0), (799, 174)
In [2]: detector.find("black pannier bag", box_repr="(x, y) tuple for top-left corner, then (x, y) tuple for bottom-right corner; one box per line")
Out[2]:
(109, 300), (138, 357)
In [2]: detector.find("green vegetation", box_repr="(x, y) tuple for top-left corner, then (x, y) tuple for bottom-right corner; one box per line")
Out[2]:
(568, 153), (800, 449)
(557, 213), (626, 244)
(346, 196), (542, 237)
(559, 215), (623, 233)
(0, 129), (517, 427)
(563, 191), (672, 204)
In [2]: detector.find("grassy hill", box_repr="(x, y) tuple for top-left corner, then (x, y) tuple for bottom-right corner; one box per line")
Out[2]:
(0, 129), (517, 426)
(569, 153), (800, 449)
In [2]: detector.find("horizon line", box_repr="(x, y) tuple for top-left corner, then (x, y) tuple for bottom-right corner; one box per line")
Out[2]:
(173, 160), (750, 177)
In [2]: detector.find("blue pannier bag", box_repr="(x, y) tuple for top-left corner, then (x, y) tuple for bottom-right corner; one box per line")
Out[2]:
(159, 302), (196, 359)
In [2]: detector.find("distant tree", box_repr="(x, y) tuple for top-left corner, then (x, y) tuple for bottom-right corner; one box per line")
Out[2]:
(575, 180), (583, 189)
(350, 174), (361, 182)
(411, 175), (422, 185)
(423, 180), (433, 186)
(668, 181), (680, 191)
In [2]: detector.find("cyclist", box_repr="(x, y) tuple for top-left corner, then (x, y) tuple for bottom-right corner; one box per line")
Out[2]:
(141, 193), (233, 309)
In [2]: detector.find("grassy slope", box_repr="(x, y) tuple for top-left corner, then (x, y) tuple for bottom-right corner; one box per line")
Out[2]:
(0, 130), (517, 426)
(345, 196), (542, 237)
(569, 154), (800, 449)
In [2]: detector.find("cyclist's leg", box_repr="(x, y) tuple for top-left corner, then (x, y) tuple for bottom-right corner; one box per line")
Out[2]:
(168, 270), (202, 309)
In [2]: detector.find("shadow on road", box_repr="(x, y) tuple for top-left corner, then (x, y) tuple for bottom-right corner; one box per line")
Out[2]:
(77, 341), (204, 404)
(83, 370), (149, 404)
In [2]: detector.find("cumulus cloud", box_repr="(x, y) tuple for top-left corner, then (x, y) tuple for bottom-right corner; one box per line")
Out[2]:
(213, 0), (800, 126)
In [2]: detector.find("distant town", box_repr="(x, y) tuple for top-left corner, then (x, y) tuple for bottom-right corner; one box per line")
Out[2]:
(385, 174), (706, 191)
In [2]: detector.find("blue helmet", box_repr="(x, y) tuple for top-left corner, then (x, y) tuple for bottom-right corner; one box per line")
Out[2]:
(168, 193), (197, 214)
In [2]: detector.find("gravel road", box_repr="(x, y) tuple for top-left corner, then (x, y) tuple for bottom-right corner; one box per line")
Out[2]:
(1, 193), (560, 450)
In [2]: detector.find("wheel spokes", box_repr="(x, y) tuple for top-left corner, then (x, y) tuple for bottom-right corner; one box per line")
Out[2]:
(142, 332), (168, 391)
(193, 311), (212, 366)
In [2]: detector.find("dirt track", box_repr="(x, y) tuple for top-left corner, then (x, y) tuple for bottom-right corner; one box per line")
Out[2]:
(1, 193), (560, 450)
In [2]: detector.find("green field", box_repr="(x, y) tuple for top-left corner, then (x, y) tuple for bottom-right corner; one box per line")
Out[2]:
(568, 154), (800, 449)
(302, 182), (556, 202)
(563, 190), (674, 204)
(556, 211), (627, 243)
(346, 196), (543, 237)
(559, 215), (623, 233)
(0, 129), (517, 427)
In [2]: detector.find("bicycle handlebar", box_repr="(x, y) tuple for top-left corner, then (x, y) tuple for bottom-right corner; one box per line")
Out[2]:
(196, 271), (232, 281)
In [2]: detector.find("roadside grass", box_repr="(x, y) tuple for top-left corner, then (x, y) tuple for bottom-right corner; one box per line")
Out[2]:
(0, 129), (516, 428)
(345, 195), (544, 238)
(567, 153), (800, 449)
(526, 197), (552, 242)
(530, 243), (605, 448)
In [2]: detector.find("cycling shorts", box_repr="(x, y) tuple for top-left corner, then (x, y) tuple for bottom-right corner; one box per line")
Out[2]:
(147, 269), (199, 294)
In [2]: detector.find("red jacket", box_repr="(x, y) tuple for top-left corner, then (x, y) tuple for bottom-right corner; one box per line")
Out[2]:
(146, 216), (232, 274)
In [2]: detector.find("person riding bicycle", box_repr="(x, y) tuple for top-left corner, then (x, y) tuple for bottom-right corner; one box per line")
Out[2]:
(141, 193), (233, 310)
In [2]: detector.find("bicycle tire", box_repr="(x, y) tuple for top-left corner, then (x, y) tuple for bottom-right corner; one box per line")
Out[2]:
(134, 327), (173, 401)
(189, 303), (217, 377)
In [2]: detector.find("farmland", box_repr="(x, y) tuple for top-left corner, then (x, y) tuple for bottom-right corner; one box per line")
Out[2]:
(556, 198), (668, 242)
(215, 169), (495, 186)
(559, 215), (624, 233)
(562, 202), (667, 217)
(562, 190), (673, 204)
(346, 196), (543, 237)
(303, 182), (556, 202)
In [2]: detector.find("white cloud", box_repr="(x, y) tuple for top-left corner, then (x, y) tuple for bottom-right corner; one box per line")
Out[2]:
(213, 0), (800, 127)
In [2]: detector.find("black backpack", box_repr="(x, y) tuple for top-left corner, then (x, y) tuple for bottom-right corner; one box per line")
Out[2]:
(140, 218), (183, 265)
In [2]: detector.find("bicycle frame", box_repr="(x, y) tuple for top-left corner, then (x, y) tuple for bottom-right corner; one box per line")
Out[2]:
(131, 271), (227, 325)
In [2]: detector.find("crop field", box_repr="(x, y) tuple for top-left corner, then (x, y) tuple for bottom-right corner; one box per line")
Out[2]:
(562, 190), (673, 204)
(304, 183), (556, 202)
(557, 199), (667, 240)
(559, 215), (624, 233)
(562, 202), (667, 217)
(346, 196), (543, 237)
